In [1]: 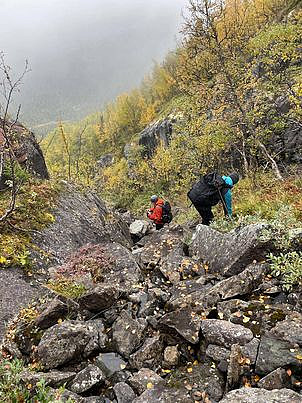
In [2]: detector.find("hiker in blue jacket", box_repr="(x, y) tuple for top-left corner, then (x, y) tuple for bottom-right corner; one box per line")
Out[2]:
(187, 172), (240, 225)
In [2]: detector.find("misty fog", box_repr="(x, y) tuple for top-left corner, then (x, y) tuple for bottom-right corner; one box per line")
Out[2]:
(0, 0), (187, 128)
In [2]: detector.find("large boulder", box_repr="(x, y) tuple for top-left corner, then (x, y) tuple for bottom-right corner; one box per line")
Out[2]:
(138, 118), (173, 158)
(112, 310), (147, 358)
(69, 364), (105, 394)
(159, 308), (202, 344)
(190, 224), (273, 276)
(166, 279), (212, 311)
(97, 153), (114, 169)
(129, 335), (163, 369)
(78, 284), (122, 313)
(220, 387), (302, 403)
(255, 335), (302, 374)
(34, 320), (107, 369)
(205, 263), (267, 302)
(31, 184), (132, 268)
(133, 384), (192, 403)
(113, 382), (136, 403)
(129, 220), (152, 241)
(166, 362), (225, 402)
(201, 319), (254, 349)
(0, 120), (49, 189)
(95, 352), (127, 378)
(160, 249), (204, 284)
(128, 368), (164, 395)
(270, 311), (302, 346)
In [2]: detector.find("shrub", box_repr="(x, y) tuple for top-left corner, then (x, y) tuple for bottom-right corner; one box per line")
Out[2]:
(0, 359), (70, 402)
(268, 251), (302, 291)
(47, 277), (87, 299)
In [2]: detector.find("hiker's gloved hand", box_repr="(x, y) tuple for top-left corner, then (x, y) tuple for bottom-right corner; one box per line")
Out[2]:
(147, 209), (151, 217)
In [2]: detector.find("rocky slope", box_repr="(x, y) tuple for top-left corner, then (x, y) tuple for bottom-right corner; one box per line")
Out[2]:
(1, 213), (302, 402)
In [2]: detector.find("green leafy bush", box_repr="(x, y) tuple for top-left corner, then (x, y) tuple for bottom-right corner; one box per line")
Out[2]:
(268, 251), (302, 291)
(0, 359), (70, 402)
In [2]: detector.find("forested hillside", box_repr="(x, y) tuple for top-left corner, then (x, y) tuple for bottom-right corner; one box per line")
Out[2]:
(43, 0), (301, 215)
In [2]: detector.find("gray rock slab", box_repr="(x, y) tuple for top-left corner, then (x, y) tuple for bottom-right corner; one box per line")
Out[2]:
(95, 352), (127, 377)
(159, 308), (202, 344)
(0, 268), (42, 341)
(31, 184), (132, 268)
(21, 369), (76, 388)
(270, 312), (302, 346)
(258, 368), (291, 390)
(78, 284), (121, 313)
(206, 344), (230, 362)
(256, 335), (302, 375)
(134, 226), (185, 269)
(166, 279), (211, 311)
(130, 220), (151, 239)
(129, 335), (163, 370)
(190, 223), (272, 276)
(206, 263), (267, 302)
(69, 364), (105, 394)
(220, 387), (302, 403)
(112, 310), (147, 358)
(34, 298), (68, 329)
(35, 320), (101, 369)
(133, 384), (192, 403)
(128, 368), (164, 395)
(201, 319), (253, 348)
(113, 382), (136, 403)
(166, 362), (225, 402)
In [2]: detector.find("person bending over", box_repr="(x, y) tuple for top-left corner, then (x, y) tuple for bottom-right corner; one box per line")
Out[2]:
(187, 172), (239, 225)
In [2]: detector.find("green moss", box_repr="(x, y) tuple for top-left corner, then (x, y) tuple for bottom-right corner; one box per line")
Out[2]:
(47, 277), (87, 299)
(270, 310), (286, 322)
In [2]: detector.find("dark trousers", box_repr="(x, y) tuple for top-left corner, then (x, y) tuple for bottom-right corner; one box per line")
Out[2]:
(155, 223), (164, 230)
(193, 203), (214, 226)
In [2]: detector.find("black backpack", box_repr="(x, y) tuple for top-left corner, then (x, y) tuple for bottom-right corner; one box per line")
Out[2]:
(187, 172), (232, 207)
(161, 201), (173, 223)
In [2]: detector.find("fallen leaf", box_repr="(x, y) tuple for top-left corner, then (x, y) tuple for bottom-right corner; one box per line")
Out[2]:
(147, 382), (153, 389)
(242, 316), (250, 323)
(296, 354), (302, 360)
(187, 367), (193, 373)
(286, 369), (292, 376)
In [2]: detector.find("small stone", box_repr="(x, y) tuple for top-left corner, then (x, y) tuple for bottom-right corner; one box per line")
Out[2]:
(69, 365), (105, 394)
(163, 346), (180, 367)
(128, 368), (164, 395)
(113, 382), (136, 403)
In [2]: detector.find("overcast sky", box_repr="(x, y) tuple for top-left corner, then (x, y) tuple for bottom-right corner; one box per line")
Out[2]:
(0, 0), (187, 127)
